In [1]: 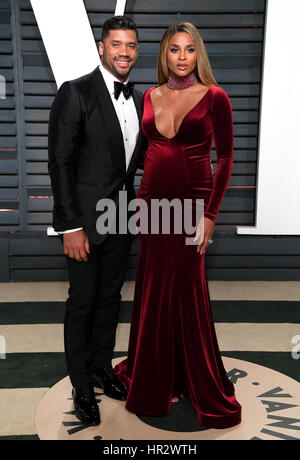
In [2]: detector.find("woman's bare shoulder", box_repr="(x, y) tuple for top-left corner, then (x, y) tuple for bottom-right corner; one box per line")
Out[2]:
(148, 84), (168, 103)
(151, 83), (167, 96)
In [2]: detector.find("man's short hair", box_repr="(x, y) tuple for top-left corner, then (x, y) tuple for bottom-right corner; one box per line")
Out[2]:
(101, 15), (138, 42)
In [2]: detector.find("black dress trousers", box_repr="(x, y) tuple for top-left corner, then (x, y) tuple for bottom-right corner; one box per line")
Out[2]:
(61, 231), (132, 388)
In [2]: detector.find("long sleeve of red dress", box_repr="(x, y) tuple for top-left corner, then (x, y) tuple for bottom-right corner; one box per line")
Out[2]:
(204, 87), (234, 223)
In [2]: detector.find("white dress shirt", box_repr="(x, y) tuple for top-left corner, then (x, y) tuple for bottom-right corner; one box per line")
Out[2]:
(58, 61), (140, 234)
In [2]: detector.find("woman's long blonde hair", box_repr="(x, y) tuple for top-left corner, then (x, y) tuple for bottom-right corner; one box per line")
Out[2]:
(157, 22), (218, 87)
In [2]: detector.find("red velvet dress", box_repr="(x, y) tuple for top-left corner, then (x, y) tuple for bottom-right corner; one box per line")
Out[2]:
(114, 85), (242, 429)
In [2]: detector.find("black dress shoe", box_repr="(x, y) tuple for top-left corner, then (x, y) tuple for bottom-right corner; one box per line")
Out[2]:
(92, 365), (128, 401)
(72, 386), (101, 426)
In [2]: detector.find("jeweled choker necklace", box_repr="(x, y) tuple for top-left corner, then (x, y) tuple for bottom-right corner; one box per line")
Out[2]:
(167, 71), (198, 90)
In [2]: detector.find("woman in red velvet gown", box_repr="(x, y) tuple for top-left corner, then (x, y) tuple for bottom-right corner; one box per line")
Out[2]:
(114, 23), (242, 429)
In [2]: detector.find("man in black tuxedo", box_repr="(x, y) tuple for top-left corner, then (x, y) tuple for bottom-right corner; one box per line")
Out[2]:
(48, 16), (145, 425)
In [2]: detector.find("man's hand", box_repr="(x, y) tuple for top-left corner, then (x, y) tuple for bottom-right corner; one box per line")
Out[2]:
(63, 229), (90, 262)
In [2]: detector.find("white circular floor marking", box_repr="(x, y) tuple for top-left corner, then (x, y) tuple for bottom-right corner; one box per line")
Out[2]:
(35, 357), (300, 440)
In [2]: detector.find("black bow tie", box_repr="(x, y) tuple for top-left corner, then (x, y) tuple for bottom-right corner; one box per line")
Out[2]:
(114, 81), (134, 100)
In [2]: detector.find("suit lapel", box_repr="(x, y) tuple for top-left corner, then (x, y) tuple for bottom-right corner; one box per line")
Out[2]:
(91, 67), (126, 174)
(126, 89), (144, 176)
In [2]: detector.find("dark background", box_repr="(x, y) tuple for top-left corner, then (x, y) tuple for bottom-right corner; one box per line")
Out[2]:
(0, 0), (299, 282)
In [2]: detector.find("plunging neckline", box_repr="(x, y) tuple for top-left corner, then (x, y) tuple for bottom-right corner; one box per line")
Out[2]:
(149, 85), (212, 140)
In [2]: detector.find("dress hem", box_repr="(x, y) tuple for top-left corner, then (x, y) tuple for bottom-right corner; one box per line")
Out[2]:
(125, 401), (242, 430)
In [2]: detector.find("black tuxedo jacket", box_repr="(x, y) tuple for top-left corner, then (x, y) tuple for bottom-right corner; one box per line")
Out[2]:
(48, 66), (146, 244)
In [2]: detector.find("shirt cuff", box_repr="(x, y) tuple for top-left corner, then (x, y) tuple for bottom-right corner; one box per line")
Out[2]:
(57, 227), (83, 234)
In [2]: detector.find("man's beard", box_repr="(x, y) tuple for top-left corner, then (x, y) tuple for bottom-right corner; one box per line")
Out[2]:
(101, 55), (133, 80)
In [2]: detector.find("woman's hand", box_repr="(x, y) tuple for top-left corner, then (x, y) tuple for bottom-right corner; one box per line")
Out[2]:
(194, 217), (215, 255)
